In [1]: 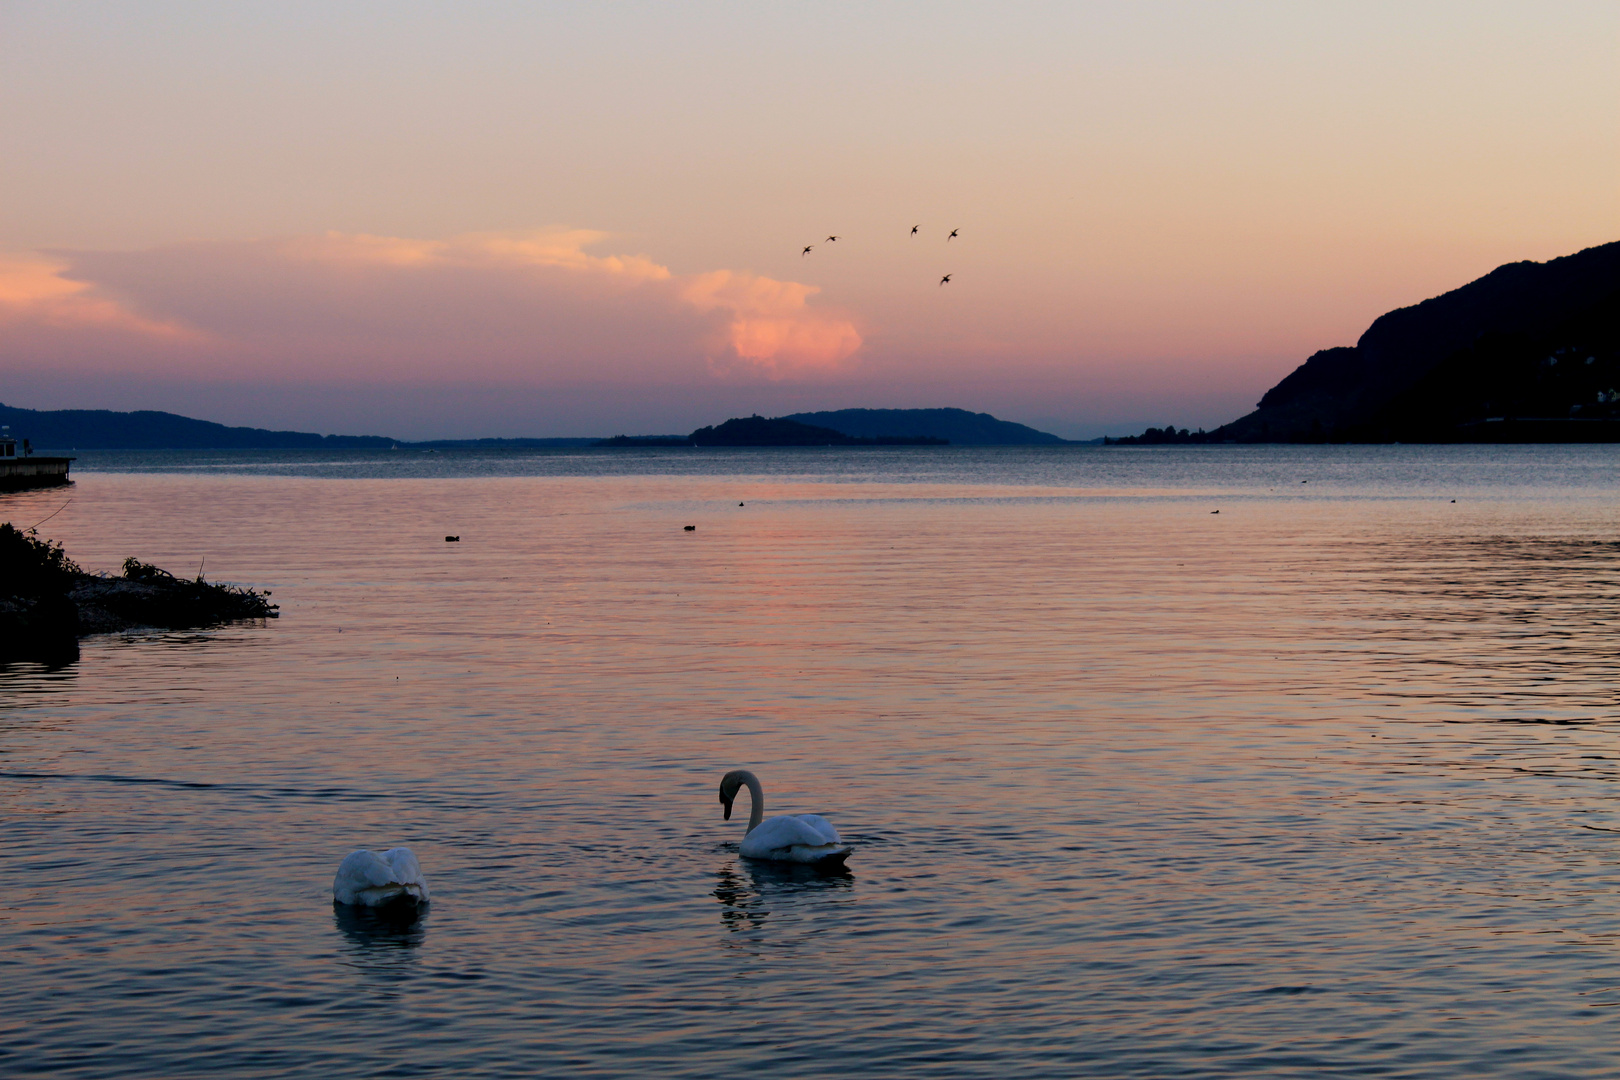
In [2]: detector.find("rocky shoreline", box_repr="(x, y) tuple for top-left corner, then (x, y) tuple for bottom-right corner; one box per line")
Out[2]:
(0, 524), (277, 664)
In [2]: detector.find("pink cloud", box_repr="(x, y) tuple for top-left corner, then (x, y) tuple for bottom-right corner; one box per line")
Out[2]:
(0, 231), (859, 386)
(682, 270), (862, 378)
(0, 253), (201, 341)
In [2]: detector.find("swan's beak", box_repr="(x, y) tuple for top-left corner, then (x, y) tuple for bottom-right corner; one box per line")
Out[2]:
(721, 797), (733, 820)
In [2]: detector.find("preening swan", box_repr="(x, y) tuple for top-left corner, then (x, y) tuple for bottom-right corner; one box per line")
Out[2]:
(719, 769), (850, 866)
(333, 847), (430, 907)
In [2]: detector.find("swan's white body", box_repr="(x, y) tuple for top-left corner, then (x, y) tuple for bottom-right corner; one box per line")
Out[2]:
(720, 769), (850, 865)
(739, 812), (845, 862)
(333, 847), (430, 907)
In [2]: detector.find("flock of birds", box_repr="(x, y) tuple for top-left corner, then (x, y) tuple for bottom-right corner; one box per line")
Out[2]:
(800, 225), (961, 286)
(333, 767), (845, 909)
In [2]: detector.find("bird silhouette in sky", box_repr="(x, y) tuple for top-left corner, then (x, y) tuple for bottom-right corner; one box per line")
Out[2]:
(911, 225), (920, 236)
(947, 228), (959, 241)
(939, 274), (952, 286)
(802, 245), (813, 256)
(825, 235), (839, 243)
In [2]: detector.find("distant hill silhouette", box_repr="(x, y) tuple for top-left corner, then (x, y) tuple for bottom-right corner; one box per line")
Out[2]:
(0, 404), (394, 450)
(404, 437), (599, 448)
(1118, 241), (1620, 443)
(0, 404), (611, 450)
(593, 435), (693, 447)
(688, 415), (945, 447)
(0, 401), (1043, 452)
(784, 408), (1067, 444)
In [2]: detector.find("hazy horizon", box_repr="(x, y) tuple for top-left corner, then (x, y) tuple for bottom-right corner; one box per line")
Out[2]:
(2, 2), (1614, 440)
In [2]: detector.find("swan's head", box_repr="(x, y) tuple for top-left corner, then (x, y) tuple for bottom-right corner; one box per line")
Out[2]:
(718, 769), (755, 820)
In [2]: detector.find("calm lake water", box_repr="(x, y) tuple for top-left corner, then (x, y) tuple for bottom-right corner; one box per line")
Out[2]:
(4, 445), (1620, 1078)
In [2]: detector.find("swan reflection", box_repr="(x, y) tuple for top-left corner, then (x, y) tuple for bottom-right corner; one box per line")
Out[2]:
(713, 858), (853, 933)
(333, 900), (428, 976)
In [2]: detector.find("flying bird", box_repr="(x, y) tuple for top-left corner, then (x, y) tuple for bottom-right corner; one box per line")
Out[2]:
(910, 225), (920, 236)
(802, 245), (813, 256)
(939, 274), (952, 286)
(825, 235), (840, 242)
(947, 228), (959, 241)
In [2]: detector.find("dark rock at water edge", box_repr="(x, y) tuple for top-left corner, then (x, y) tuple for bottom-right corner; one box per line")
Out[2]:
(0, 524), (277, 664)
(72, 564), (277, 635)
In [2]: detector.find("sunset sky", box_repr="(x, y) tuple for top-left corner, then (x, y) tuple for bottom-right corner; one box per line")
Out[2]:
(1, 2), (1614, 439)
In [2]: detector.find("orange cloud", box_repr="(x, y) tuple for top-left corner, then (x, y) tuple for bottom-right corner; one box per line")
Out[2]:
(681, 269), (862, 378)
(0, 254), (197, 339)
(280, 229), (674, 284)
(449, 230), (672, 283)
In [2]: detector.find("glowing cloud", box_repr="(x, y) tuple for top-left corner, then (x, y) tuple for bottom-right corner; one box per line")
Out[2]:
(0, 254), (196, 339)
(0, 231), (859, 383)
(682, 269), (862, 378)
(449, 230), (673, 284)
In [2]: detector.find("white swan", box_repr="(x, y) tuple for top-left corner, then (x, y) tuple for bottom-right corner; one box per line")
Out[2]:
(719, 769), (850, 865)
(332, 847), (431, 907)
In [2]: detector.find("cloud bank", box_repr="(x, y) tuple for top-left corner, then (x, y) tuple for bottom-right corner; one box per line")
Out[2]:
(0, 230), (863, 386)
(0, 228), (1303, 440)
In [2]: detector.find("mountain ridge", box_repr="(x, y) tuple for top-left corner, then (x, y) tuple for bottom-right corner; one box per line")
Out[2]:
(0, 404), (395, 450)
(1120, 242), (1620, 444)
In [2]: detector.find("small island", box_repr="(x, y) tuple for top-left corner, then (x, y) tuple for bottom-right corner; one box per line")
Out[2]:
(0, 523), (278, 664)
(598, 415), (948, 447)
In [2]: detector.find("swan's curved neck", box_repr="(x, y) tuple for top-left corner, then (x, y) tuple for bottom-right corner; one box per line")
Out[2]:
(740, 772), (764, 833)
(721, 768), (767, 834)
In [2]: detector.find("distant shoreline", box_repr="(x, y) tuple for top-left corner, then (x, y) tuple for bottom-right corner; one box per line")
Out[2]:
(0, 405), (1078, 450)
